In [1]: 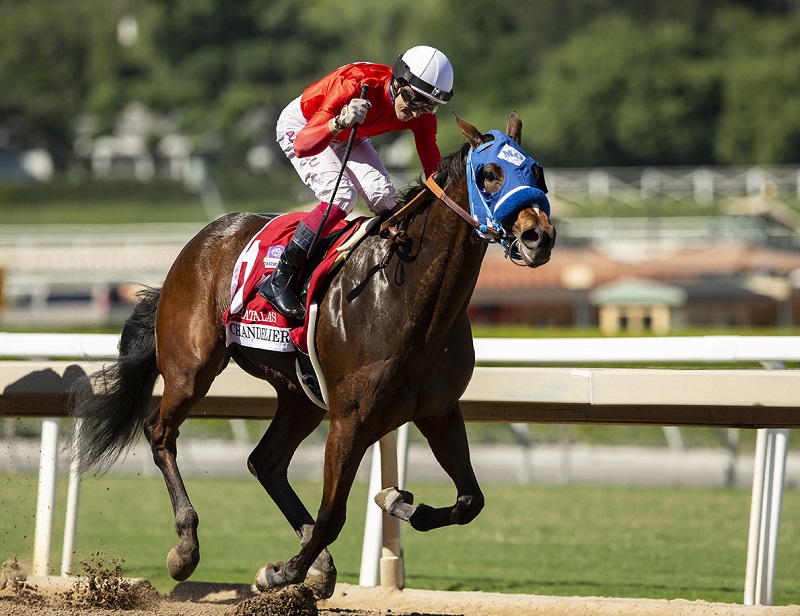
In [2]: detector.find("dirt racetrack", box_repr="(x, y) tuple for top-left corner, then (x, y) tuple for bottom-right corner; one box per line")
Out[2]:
(2, 574), (799, 616)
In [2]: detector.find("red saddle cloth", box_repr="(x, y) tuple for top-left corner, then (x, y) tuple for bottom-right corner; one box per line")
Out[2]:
(222, 212), (364, 354)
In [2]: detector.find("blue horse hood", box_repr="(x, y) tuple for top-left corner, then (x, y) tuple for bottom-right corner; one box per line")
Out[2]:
(467, 130), (550, 226)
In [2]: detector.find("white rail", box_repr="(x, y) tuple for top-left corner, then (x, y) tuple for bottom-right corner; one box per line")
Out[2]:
(2, 333), (799, 605)
(4, 332), (798, 363)
(0, 332), (120, 358)
(473, 335), (800, 364)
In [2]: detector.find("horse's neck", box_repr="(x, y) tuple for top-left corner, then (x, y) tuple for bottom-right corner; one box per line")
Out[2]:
(317, 182), (485, 371)
(403, 183), (486, 336)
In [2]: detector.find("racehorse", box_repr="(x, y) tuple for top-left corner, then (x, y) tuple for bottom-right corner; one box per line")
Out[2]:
(69, 112), (555, 599)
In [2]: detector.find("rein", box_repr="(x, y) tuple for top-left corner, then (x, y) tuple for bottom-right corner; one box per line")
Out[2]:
(379, 186), (430, 241)
(424, 175), (505, 241)
(378, 172), (529, 265)
(379, 174), (505, 242)
(426, 175), (527, 264)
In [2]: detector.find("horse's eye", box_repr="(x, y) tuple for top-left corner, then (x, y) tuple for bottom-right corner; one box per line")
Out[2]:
(477, 165), (504, 192)
(481, 170), (502, 187)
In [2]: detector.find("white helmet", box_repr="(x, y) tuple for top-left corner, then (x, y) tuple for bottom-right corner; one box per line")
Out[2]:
(392, 46), (454, 104)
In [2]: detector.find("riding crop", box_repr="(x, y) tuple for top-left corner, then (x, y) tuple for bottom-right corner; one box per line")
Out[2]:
(307, 83), (370, 256)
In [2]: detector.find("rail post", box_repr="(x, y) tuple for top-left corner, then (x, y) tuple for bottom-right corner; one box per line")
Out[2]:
(32, 418), (60, 576)
(378, 431), (403, 590)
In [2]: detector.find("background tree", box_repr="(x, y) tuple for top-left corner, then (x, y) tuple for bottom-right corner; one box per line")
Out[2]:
(1, 0), (799, 170)
(712, 8), (800, 164)
(0, 0), (121, 163)
(526, 16), (720, 166)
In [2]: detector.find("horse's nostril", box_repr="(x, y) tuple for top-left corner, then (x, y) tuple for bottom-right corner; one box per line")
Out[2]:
(521, 228), (541, 248)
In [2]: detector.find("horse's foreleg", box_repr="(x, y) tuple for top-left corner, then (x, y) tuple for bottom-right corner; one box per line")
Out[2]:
(377, 404), (484, 532)
(249, 395), (335, 598)
(257, 415), (368, 597)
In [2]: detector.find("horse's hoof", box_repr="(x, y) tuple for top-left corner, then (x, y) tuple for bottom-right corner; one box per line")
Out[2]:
(375, 487), (415, 521)
(305, 563), (337, 600)
(166, 546), (198, 581)
(375, 487), (414, 508)
(253, 561), (286, 592)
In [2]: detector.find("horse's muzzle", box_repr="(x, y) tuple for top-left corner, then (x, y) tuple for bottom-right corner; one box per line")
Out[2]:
(513, 211), (556, 267)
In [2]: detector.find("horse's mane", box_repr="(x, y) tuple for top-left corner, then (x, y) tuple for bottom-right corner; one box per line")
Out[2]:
(397, 142), (469, 206)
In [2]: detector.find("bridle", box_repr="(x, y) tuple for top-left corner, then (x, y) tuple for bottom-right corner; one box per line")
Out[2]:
(379, 175), (528, 264)
(380, 129), (548, 264)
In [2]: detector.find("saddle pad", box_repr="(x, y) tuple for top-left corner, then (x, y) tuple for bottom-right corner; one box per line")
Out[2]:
(222, 212), (365, 354)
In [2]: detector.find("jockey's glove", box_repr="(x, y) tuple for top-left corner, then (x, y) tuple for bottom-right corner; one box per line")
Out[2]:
(334, 98), (371, 130)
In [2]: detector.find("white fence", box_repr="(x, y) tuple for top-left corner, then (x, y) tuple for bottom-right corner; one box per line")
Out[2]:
(393, 165), (800, 205)
(0, 224), (199, 327)
(545, 165), (800, 205)
(1, 333), (799, 606)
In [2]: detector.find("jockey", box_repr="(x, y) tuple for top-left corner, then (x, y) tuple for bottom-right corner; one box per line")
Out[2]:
(258, 45), (455, 320)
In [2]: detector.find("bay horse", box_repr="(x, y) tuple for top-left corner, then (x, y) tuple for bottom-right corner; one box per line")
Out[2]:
(69, 112), (555, 598)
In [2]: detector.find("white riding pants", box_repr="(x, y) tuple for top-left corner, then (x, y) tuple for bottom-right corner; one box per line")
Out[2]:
(276, 97), (398, 214)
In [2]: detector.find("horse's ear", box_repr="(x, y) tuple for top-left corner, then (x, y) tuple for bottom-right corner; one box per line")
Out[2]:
(506, 111), (522, 144)
(454, 113), (488, 149)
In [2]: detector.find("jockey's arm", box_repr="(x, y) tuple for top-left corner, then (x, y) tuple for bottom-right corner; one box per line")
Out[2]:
(293, 113), (341, 158)
(413, 118), (441, 178)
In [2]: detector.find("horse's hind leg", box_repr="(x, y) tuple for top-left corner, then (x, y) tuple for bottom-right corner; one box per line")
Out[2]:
(376, 403), (485, 532)
(145, 344), (228, 581)
(247, 388), (334, 598)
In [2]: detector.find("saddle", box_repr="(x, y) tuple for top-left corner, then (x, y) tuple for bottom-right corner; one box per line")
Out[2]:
(223, 184), (434, 408)
(222, 212), (380, 408)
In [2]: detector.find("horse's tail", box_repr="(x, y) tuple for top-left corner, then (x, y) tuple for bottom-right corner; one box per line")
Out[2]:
(69, 287), (161, 473)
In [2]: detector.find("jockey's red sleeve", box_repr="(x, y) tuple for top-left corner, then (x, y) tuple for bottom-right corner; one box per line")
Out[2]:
(414, 127), (441, 178)
(293, 119), (335, 158)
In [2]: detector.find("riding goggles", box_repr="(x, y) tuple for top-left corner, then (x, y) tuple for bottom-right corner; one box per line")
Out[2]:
(399, 87), (440, 113)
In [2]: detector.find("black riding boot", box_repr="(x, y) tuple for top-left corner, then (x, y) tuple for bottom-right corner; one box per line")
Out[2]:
(258, 232), (309, 320)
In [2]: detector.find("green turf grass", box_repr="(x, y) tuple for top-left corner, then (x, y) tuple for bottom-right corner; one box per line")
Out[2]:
(2, 473), (800, 606)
